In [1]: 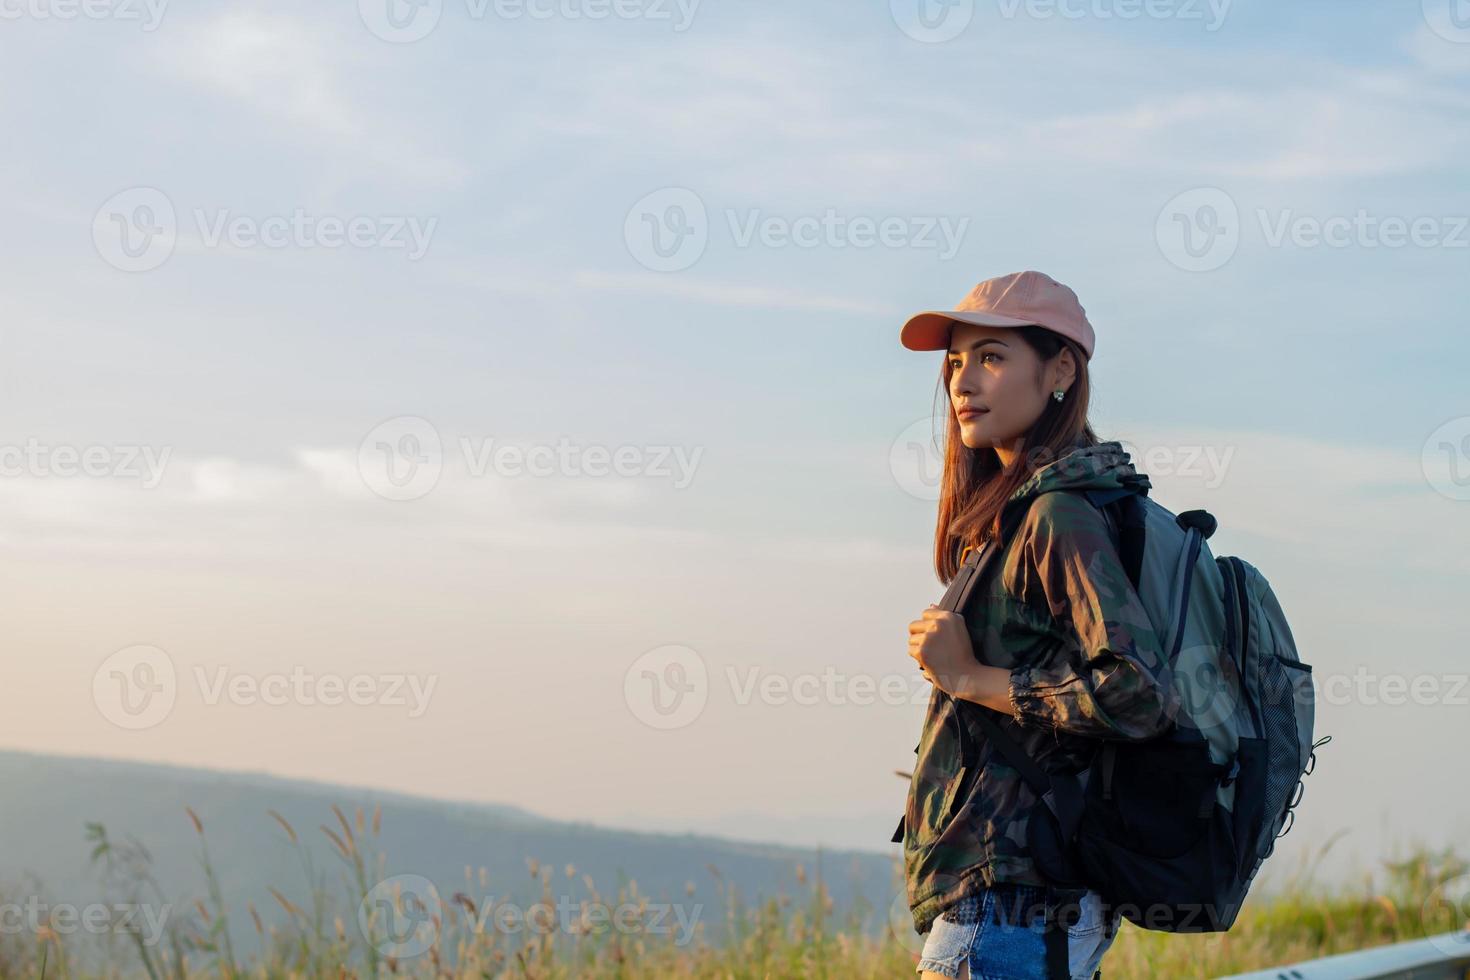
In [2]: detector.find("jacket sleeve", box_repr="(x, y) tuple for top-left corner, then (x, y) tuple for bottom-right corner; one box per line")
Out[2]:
(1005, 492), (1181, 740)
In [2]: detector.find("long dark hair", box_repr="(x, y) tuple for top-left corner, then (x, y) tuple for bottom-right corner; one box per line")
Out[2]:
(931, 324), (1098, 582)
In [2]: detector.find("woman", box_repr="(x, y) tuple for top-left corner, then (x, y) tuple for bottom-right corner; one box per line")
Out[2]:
(897, 271), (1181, 980)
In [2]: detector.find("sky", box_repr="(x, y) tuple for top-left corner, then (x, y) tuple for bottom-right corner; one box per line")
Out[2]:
(1, 0), (1468, 894)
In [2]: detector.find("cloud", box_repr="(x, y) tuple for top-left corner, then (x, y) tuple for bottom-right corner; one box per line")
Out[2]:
(147, 9), (466, 184)
(512, 27), (1470, 198)
(0, 445), (698, 559)
(169, 12), (359, 139)
(978, 73), (1468, 181)
(420, 261), (902, 314)
(573, 270), (901, 315)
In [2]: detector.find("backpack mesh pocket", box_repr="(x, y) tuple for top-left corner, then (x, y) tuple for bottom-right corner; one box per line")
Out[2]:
(1258, 653), (1309, 835)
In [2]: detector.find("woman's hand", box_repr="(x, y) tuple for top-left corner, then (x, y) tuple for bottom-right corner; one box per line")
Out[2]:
(908, 604), (977, 695)
(908, 605), (1018, 716)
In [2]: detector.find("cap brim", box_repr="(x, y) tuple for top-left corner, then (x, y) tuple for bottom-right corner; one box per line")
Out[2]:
(899, 310), (1037, 351)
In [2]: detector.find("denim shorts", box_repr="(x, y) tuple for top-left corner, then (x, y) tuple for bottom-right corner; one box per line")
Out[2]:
(916, 884), (1117, 980)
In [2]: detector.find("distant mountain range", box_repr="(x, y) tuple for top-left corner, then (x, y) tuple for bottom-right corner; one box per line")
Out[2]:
(0, 750), (901, 964)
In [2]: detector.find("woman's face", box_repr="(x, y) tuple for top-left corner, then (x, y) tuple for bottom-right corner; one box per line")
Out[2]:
(946, 321), (1073, 452)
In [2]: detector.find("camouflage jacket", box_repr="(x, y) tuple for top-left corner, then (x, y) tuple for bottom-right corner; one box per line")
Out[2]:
(899, 439), (1182, 935)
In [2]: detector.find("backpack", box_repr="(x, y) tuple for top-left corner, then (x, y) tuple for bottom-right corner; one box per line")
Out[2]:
(914, 482), (1330, 970)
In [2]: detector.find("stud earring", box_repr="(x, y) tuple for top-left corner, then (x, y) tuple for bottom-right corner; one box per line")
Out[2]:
(1053, 388), (1065, 402)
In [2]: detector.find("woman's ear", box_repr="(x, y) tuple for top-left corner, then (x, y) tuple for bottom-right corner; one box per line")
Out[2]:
(1052, 347), (1078, 393)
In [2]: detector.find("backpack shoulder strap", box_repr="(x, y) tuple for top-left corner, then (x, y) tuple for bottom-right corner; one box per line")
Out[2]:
(1080, 487), (1146, 591)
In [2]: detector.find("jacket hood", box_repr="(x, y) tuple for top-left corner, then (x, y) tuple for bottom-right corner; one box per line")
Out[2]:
(1006, 438), (1152, 505)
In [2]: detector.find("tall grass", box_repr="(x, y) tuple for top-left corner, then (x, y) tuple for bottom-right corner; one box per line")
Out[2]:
(1, 807), (1464, 979)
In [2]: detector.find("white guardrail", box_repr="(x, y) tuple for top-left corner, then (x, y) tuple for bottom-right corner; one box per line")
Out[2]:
(1215, 929), (1470, 979)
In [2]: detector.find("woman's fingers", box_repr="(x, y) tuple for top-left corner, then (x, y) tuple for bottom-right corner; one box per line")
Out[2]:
(909, 637), (928, 675)
(909, 607), (955, 677)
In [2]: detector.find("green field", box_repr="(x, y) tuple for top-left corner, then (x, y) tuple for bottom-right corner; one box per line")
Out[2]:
(4, 806), (1465, 979)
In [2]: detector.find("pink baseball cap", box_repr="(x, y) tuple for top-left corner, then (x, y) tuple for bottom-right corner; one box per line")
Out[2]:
(899, 270), (1095, 360)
